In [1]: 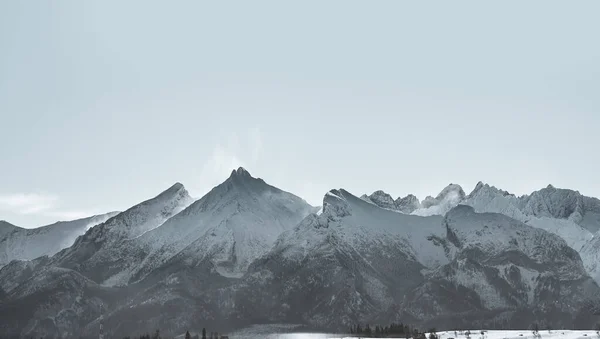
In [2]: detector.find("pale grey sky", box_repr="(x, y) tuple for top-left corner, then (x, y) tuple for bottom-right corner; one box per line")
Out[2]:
(1, 1), (599, 228)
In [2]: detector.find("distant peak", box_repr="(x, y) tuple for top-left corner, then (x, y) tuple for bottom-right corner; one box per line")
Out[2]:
(436, 183), (466, 200)
(469, 181), (487, 195)
(547, 184), (555, 189)
(157, 182), (189, 200)
(230, 167), (251, 178)
(165, 182), (186, 193)
(368, 190), (396, 210)
(171, 182), (184, 190)
(322, 189), (351, 217)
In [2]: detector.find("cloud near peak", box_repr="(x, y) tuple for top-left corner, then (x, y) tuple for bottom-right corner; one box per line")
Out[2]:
(0, 192), (97, 223)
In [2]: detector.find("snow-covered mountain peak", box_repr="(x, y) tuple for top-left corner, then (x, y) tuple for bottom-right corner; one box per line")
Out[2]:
(0, 212), (119, 268)
(473, 180), (485, 192)
(395, 194), (421, 213)
(159, 182), (186, 196)
(412, 184), (466, 217)
(183, 168), (296, 217)
(361, 190), (421, 214)
(467, 181), (514, 199)
(230, 166), (252, 179)
(366, 190), (396, 210)
(54, 183), (193, 264)
(435, 183), (466, 200)
(521, 185), (586, 222)
(121, 170), (316, 282)
(322, 189), (353, 218)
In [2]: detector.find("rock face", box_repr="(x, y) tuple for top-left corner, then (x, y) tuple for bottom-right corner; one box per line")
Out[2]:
(234, 192), (598, 331)
(395, 194), (421, 214)
(412, 184), (467, 217)
(366, 190), (398, 210)
(362, 191), (421, 214)
(49, 182), (194, 284)
(0, 265), (117, 339)
(235, 189), (447, 329)
(1, 173), (600, 338)
(580, 232), (600, 285)
(465, 182), (600, 233)
(127, 167), (316, 283)
(0, 212), (119, 268)
(463, 182), (600, 285)
(404, 205), (598, 329)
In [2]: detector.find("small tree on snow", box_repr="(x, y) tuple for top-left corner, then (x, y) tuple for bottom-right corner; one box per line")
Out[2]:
(531, 323), (541, 339)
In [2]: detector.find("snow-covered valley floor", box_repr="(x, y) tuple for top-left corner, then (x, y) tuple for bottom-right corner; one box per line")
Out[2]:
(226, 327), (600, 339)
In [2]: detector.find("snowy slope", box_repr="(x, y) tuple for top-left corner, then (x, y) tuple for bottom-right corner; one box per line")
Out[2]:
(395, 194), (421, 214)
(403, 205), (597, 329)
(409, 182), (600, 251)
(240, 192), (598, 330)
(273, 189), (448, 269)
(123, 167), (316, 283)
(0, 265), (112, 339)
(463, 183), (594, 252)
(412, 184), (466, 217)
(3, 173), (600, 338)
(361, 191), (421, 214)
(236, 188), (449, 329)
(580, 231), (600, 284)
(229, 329), (600, 339)
(0, 212), (119, 268)
(51, 182), (193, 282)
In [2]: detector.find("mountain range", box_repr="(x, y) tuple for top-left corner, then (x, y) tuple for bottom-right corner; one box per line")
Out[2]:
(1, 168), (600, 338)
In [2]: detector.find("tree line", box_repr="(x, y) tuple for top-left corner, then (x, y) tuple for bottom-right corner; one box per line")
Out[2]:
(123, 327), (226, 339)
(349, 322), (438, 339)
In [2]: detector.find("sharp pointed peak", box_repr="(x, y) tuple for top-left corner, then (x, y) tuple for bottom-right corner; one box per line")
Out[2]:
(170, 182), (185, 190)
(230, 167), (252, 178)
(164, 182), (186, 193)
(154, 182), (190, 202)
(469, 181), (489, 195)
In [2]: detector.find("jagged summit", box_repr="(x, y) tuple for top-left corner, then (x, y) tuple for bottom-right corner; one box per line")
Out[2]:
(155, 182), (188, 199)
(0, 212), (119, 268)
(360, 190), (421, 214)
(367, 190), (396, 209)
(52, 183), (194, 275)
(119, 169), (316, 282)
(169, 182), (185, 191)
(467, 181), (514, 199)
(230, 166), (251, 178)
(395, 194), (421, 213)
(412, 183), (465, 216)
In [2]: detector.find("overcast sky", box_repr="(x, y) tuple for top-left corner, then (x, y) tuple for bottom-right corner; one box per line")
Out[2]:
(1, 1), (599, 228)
